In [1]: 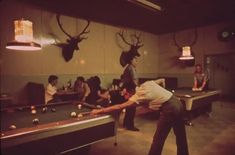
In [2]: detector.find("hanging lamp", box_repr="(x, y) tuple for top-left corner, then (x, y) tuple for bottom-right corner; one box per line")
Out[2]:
(6, 19), (41, 51)
(179, 46), (194, 60)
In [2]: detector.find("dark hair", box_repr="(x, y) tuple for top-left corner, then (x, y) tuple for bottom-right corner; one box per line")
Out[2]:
(48, 75), (58, 83)
(77, 76), (85, 82)
(122, 82), (136, 92)
(195, 64), (201, 67)
(126, 53), (136, 64)
(194, 64), (202, 74)
(93, 76), (101, 86)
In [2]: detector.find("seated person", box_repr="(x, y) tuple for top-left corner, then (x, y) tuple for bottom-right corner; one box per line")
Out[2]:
(192, 64), (208, 91)
(45, 75), (60, 104)
(74, 76), (91, 102)
(86, 76), (111, 106)
(111, 79), (122, 90)
(96, 89), (111, 106)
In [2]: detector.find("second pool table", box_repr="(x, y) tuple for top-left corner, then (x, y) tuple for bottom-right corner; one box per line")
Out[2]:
(173, 88), (221, 125)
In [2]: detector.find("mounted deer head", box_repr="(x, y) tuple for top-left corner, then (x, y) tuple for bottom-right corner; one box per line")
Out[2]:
(173, 28), (197, 65)
(173, 28), (197, 52)
(55, 14), (90, 62)
(117, 30), (143, 67)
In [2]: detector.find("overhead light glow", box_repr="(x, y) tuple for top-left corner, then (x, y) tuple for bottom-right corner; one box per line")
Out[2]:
(128, 0), (162, 11)
(6, 19), (41, 51)
(179, 46), (194, 60)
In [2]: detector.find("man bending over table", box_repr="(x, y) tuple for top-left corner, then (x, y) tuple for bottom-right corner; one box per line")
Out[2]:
(91, 78), (189, 155)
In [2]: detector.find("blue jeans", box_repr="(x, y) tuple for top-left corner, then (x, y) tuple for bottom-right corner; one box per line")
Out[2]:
(148, 96), (189, 155)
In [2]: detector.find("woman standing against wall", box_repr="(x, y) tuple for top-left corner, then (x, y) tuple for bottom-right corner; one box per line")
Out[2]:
(192, 64), (209, 91)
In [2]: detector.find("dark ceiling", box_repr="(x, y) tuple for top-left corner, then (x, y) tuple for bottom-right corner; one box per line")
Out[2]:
(20, 0), (235, 34)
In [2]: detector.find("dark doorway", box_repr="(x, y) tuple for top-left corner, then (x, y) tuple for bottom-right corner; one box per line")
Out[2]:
(205, 53), (235, 101)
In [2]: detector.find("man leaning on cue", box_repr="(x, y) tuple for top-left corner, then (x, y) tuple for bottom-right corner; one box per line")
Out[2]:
(91, 78), (189, 155)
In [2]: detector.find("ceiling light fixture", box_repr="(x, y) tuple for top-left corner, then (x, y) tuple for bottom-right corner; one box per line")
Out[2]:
(179, 46), (194, 60)
(128, 0), (162, 11)
(173, 28), (198, 61)
(6, 19), (42, 51)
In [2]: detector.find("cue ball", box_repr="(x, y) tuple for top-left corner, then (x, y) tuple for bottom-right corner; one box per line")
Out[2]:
(96, 105), (102, 108)
(9, 125), (16, 130)
(31, 109), (37, 114)
(42, 107), (47, 113)
(184, 94), (191, 98)
(33, 118), (39, 124)
(172, 90), (175, 93)
(51, 108), (56, 112)
(70, 112), (77, 117)
(77, 104), (82, 109)
(77, 113), (83, 118)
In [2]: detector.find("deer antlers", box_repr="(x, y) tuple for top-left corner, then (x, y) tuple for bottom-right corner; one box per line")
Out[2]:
(56, 14), (90, 41)
(117, 30), (143, 48)
(117, 30), (132, 46)
(54, 14), (90, 62)
(117, 30), (143, 67)
(173, 28), (198, 49)
(56, 14), (73, 39)
(131, 33), (144, 47)
(77, 20), (90, 41)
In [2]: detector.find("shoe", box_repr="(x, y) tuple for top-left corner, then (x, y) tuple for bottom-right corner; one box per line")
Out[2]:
(205, 112), (212, 117)
(126, 126), (140, 131)
(185, 120), (193, 126)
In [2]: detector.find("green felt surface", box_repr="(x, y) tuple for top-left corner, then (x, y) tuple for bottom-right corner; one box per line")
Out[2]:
(174, 88), (209, 97)
(1, 103), (91, 132)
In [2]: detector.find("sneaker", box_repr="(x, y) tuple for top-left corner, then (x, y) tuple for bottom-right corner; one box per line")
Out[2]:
(205, 112), (212, 117)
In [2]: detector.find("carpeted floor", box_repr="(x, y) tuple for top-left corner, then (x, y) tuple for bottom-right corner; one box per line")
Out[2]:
(82, 100), (235, 155)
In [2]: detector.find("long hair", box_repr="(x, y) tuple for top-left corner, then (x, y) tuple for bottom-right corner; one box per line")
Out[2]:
(194, 64), (203, 74)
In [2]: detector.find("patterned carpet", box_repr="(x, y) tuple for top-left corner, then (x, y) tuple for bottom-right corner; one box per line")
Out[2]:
(87, 100), (235, 155)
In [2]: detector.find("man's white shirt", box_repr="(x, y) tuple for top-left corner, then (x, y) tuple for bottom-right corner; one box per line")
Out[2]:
(129, 80), (173, 110)
(45, 83), (57, 104)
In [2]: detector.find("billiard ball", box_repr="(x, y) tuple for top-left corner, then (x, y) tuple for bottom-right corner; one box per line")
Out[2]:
(96, 105), (102, 108)
(70, 112), (77, 117)
(32, 118), (39, 124)
(30, 106), (35, 110)
(51, 108), (56, 112)
(31, 109), (37, 114)
(184, 94), (191, 98)
(41, 107), (47, 113)
(9, 125), (16, 130)
(77, 113), (83, 118)
(77, 104), (82, 109)
(192, 88), (202, 91)
(172, 90), (175, 93)
(17, 107), (23, 111)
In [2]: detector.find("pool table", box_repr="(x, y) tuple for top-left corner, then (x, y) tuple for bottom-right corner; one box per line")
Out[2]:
(0, 101), (116, 155)
(173, 88), (221, 125)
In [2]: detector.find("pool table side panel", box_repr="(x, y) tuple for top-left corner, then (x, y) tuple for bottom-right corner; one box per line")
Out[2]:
(1, 116), (115, 149)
